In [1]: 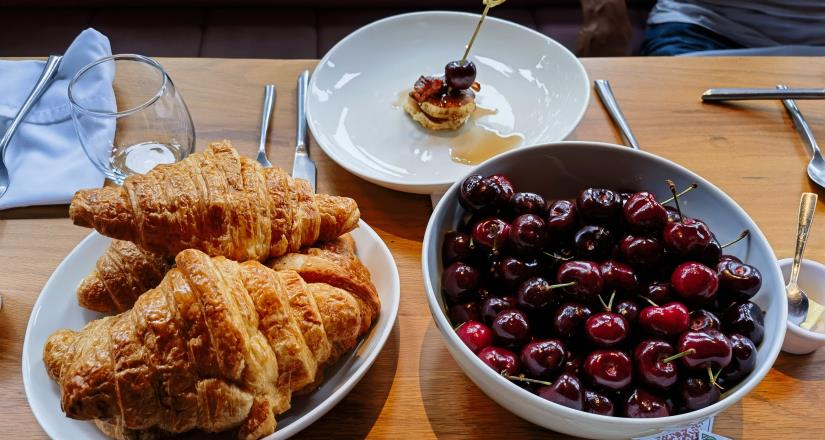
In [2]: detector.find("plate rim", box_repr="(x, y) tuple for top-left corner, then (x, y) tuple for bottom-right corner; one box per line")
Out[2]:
(307, 10), (591, 193)
(22, 219), (400, 440)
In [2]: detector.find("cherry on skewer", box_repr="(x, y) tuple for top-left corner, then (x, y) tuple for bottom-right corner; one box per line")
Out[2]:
(444, 0), (507, 90)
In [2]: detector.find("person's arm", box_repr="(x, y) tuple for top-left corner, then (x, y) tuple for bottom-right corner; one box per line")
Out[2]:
(576, 0), (633, 56)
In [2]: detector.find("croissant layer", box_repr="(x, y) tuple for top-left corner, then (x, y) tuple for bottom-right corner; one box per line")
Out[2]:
(69, 140), (359, 262)
(44, 248), (375, 440)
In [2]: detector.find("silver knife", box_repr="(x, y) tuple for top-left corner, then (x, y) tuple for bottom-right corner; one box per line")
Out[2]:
(702, 87), (825, 102)
(292, 70), (316, 192)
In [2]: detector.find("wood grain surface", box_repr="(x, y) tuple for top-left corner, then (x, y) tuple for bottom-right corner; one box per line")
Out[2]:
(2, 57), (824, 439)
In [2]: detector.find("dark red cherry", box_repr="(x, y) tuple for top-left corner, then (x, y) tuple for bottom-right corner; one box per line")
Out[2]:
(492, 308), (531, 347)
(693, 237), (722, 267)
(556, 260), (604, 301)
(509, 192), (547, 217)
(664, 206), (681, 223)
(520, 339), (566, 378)
(449, 301), (481, 324)
(663, 218), (713, 257)
(457, 321), (494, 353)
(442, 231), (474, 265)
(624, 388), (671, 418)
(677, 330), (733, 370)
(584, 349), (633, 390)
(639, 302), (690, 337)
(689, 309), (720, 332)
(600, 260), (639, 294)
(646, 282), (675, 304)
(488, 256), (540, 288)
(717, 260), (762, 298)
(445, 59), (477, 90)
(718, 334), (757, 387)
(623, 192), (668, 231)
(459, 174), (496, 212)
(472, 217), (510, 252)
(619, 235), (665, 267)
(516, 277), (562, 311)
(537, 373), (584, 410)
(614, 299), (641, 325)
(443, 261), (480, 303)
(634, 340), (678, 390)
(584, 389), (615, 416)
(718, 254), (742, 265)
(679, 375), (720, 411)
(671, 262), (719, 302)
(573, 225), (614, 260)
(545, 199), (578, 235)
(552, 302), (593, 340)
(585, 313), (629, 347)
(576, 188), (622, 222)
(722, 301), (765, 346)
(509, 214), (548, 254)
(477, 346), (520, 375)
(480, 296), (516, 325)
(485, 174), (515, 209)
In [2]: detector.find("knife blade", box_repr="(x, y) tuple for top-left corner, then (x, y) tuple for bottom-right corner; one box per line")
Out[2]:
(702, 87), (825, 102)
(292, 70), (316, 192)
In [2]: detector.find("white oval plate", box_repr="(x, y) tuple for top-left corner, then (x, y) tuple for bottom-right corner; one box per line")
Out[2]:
(307, 11), (590, 194)
(22, 220), (400, 439)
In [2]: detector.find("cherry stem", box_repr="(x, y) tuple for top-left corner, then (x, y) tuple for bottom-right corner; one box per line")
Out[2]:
(666, 179), (685, 224)
(542, 251), (573, 261)
(453, 321), (466, 331)
(721, 229), (750, 249)
(662, 348), (696, 364)
(661, 182), (698, 205)
(607, 290), (616, 311)
(598, 294), (609, 310)
(501, 372), (553, 386)
(638, 295), (658, 307)
(708, 366), (725, 390)
(549, 281), (577, 290)
(461, 0), (506, 63)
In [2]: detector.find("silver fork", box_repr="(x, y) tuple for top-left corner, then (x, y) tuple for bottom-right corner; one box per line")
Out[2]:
(256, 84), (276, 168)
(0, 55), (63, 199)
(292, 70), (316, 192)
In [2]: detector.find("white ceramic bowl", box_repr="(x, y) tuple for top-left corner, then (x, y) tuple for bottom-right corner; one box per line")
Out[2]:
(777, 258), (825, 354)
(307, 11), (589, 194)
(422, 142), (787, 439)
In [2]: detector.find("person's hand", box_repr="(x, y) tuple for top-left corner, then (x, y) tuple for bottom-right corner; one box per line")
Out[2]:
(576, 0), (633, 57)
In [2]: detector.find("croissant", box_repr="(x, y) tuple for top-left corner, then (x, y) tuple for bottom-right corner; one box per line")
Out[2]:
(77, 240), (173, 313)
(68, 140), (360, 262)
(43, 248), (376, 440)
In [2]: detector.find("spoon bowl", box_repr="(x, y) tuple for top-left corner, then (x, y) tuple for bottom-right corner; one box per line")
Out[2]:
(785, 192), (818, 325)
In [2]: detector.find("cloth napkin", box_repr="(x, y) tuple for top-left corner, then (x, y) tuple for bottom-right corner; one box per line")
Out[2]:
(0, 28), (113, 210)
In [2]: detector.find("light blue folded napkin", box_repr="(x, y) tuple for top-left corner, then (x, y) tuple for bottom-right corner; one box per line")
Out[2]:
(0, 28), (113, 210)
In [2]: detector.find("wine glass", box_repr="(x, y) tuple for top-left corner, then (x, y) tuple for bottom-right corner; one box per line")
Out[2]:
(68, 54), (195, 184)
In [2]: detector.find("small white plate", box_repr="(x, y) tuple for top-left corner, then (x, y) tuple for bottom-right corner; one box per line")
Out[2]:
(22, 220), (400, 440)
(307, 11), (590, 194)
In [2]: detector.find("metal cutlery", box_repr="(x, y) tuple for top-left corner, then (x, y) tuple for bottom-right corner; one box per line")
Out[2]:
(778, 84), (825, 190)
(0, 54), (63, 199)
(702, 87), (825, 102)
(594, 79), (641, 150)
(292, 70), (316, 192)
(786, 192), (819, 326)
(256, 84), (276, 168)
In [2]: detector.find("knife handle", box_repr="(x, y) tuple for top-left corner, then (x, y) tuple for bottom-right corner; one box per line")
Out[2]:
(296, 70), (309, 154)
(702, 88), (825, 101)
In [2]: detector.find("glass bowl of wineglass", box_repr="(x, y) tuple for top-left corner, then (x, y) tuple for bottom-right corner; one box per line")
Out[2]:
(68, 54), (195, 183)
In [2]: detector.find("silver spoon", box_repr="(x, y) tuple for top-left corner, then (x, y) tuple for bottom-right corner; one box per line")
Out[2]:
(787, 192), (818, 325)
(594, 79), (641, 150)
(256, 84), (276, 168)
(778, 85), (825, 189)
(0, 55), (63, 199)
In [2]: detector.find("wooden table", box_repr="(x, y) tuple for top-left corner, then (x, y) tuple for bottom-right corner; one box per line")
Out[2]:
(2, 57), (825, 439)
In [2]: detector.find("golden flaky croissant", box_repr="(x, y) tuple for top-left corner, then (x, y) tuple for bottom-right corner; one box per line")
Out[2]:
(68, 140), (360, 262)
(43, 248), (378, 440)
(77, 240), (173, 313)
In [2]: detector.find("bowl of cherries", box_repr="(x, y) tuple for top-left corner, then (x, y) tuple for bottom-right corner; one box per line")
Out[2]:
(422, 142), (786, 439)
